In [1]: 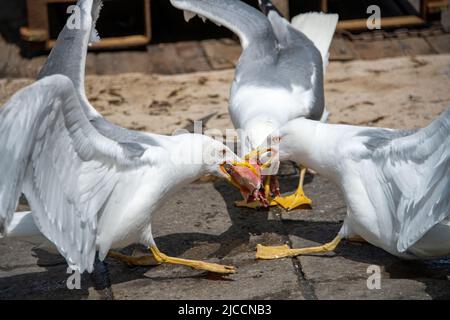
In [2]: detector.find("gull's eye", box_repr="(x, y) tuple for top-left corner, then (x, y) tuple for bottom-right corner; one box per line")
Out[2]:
(220, 148), (227, 157)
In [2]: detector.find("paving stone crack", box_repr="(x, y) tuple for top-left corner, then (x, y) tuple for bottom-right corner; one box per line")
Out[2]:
(274, 211), (318, 300)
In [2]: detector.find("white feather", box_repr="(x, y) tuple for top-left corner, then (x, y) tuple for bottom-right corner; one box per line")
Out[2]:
(277, 108), (450, 259)
(291, 12), (339, 72)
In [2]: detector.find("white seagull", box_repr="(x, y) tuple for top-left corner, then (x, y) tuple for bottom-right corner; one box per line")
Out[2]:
(0, 0), (262, 276)
(256, 108), (450, 260)
(170, 0), (338, 210)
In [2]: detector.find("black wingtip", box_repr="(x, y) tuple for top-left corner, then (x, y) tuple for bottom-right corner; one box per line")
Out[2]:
(258, 0), (283, 17)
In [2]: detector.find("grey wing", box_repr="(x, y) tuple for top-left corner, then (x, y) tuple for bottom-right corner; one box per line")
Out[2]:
(0, 75), (161, 272)
(38, 0), (102, 86)
(265, 10), (314, 50)
(170, 0), (276, 54)
(39, 0), (162, 147)
(369, 108), (450, 252)
(38, 0), (103, 119)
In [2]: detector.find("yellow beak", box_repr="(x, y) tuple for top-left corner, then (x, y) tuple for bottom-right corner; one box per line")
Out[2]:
(245, 147), (275, 170)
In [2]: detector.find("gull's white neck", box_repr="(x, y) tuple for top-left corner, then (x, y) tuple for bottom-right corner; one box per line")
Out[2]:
(164, 136), (205, 185)
(279, 120), (348, 183)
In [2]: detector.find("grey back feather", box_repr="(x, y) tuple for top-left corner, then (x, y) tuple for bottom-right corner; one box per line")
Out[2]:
(359, 129), (419, 152)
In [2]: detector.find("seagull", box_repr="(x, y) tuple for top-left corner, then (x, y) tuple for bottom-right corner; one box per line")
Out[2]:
(0, 0), (263, 277)
(255, 107), (450, 261)
(170, 0), (338, 210)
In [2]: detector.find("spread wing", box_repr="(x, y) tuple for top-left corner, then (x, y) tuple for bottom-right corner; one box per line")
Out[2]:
(38, 0), (104, 119)
(39, 0), (163, 147)
(0, 75), (163, 272)
(170, 0), (276, 54)
(360, 108), (450, 253)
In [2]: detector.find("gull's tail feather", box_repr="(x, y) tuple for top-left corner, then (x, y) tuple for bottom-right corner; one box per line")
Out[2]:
(258, 0), (283, 17)
(291, 12), (338, 70)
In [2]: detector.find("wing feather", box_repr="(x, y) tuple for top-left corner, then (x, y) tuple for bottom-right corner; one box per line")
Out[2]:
(170, 0), (276, 53)
(0, 75), (161, 272)
(361, 108), (450, 252)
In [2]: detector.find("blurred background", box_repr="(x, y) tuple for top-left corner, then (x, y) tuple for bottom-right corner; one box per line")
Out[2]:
(0, 1), (448, 45)
(0, 0), (449, 77)
(0, 0), (449, 135)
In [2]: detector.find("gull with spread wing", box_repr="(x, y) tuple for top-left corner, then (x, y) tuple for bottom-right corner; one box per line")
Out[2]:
(0, 0), (262, 279)
(170, 0), (338, 210)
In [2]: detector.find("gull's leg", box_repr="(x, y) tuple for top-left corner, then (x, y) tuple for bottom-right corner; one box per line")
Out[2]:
(108, 250), (160, 266)
(235, 176), (278, 209)
(265, 176), (281, 207)
(256, 235), (341, 260)
(274, 166), (312, 211)
(109, 248), (235, 274)
(90, 253), (114, 300)
(149, 246), (236, 274)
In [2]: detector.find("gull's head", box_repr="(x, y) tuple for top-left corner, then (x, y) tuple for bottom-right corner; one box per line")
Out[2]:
(201, 136), (263, 201)
(241, 119), (279, 155)
(268, 119), (316, 163)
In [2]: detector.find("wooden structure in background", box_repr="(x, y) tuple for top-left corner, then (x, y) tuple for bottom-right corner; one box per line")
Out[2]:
(250, 0), (448, 29)
(20, 0), (151, 50)
(249, 0), (447, 30)
(425, 0), (449, 14)
(18, 0), (448, 51)
(323, 0), (448, 30)
(272, 0), (290, 18)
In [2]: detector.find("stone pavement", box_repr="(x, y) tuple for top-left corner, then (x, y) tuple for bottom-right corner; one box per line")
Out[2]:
(1, 171), (449, 300)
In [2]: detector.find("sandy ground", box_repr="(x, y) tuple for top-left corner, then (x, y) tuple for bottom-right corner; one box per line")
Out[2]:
(1, 54), (450, 135)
